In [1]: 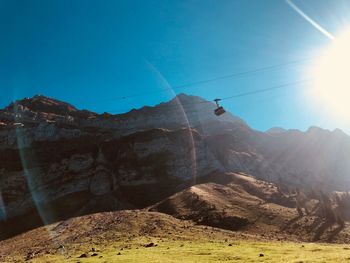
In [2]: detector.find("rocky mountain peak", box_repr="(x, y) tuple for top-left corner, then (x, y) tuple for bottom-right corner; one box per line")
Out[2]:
(153, 93), (210, 109)
(5, 95), (78, 115)
(266, 127), (287, 134)
(172, 93), (209, 104)
(332, 128), (348, 137)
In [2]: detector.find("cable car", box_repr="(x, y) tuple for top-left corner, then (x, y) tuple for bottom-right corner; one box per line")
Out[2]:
(214, 98), (226, 116)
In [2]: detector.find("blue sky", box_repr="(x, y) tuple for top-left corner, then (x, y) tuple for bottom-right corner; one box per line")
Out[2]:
(1, 0), (349, 131)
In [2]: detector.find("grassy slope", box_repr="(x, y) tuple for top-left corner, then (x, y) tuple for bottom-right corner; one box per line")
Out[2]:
(18, 239), (350, 262)
(2, 210), (350, 262)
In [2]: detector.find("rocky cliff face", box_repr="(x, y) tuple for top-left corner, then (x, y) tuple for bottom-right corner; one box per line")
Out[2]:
(1, 93), (350, 239)
(0, 94), (245, 149)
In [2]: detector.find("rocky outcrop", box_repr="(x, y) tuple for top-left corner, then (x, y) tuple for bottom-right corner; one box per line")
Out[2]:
(0, 122), (221, 239)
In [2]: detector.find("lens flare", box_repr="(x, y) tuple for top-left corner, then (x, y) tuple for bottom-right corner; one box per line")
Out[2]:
(308, 29), (350, 121)
(145, 61), (198, 184)
(0, 191), (6, 221)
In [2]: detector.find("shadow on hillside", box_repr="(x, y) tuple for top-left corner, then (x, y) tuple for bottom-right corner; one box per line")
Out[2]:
(283, 215), (345, 242)
(0, 179), (182, 242)
(327, 224), (345, 242)
(313, 220), (334, 241)
(307, 217), (323, 233)
(0, 191), (97, 241)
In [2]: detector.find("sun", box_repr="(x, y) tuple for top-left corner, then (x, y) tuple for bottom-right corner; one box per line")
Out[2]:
(308, 29), (350, 120)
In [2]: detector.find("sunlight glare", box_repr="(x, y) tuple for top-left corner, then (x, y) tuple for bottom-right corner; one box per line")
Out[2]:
(309, 28), (350, 121)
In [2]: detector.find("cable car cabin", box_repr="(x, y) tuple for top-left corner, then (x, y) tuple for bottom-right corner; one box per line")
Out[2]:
(214, 106), (226, 116)
(213, 98), (226, 116)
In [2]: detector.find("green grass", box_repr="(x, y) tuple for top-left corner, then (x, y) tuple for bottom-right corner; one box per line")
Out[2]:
(28, 238), (350, 263)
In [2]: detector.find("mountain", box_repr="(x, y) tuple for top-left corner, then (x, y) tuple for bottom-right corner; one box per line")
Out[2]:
(1, 93), (350, 241)
(0, 94), (245, 149)
(266, 127), (287, 134)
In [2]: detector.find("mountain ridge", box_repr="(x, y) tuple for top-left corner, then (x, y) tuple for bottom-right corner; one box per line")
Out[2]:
(2, 93), (347, 137)
(1, 93), (350, 241)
